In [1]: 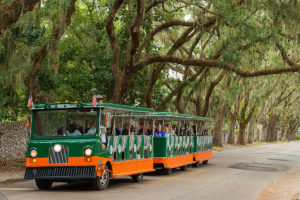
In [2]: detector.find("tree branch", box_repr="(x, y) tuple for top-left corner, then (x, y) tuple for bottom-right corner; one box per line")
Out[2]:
(0, 0), (41, 32)
(201, 70), (227, 116)
(136, 20), (196, 58)
(145, 0), (163, 13)
(276, 42), (300, 67)
(134, 55), (300, 77)
(128, 0), (145, 67)
(105, 0), (124, 82)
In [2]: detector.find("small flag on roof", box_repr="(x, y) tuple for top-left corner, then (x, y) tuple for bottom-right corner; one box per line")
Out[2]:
(92, 91), (97, 107)
(27, 94), (33, 109)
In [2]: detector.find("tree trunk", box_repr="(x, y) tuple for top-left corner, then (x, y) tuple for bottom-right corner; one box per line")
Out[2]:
(228, 114), (237, 144)
(26, 45), (48, 103)
(111, 70), (134, 104)
(213, 104), (227, 147)
(25, 0), (77, 102)
(237, 123), (246, 145)
(145, 67), (162, 107)
(265, 114), (278, 142)
(279, 124), (286, 141)
(247, 118), (254, 144)
(0, 0), (41, 32)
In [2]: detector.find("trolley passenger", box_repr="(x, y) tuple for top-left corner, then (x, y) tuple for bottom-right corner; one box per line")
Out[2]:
(66, 123), (81, 136)
(170, 125), (177, 136)
(164, 125), (170, 137)
(87, 120), (97, 134)
(138, 122), (144, 135)
(121, 123), (130, 135)
(182, 123), (190, 136)
(202, 129), (208, 136)
(99, 126), (107, 150)
(154, 124), (165, 137)
(130, 126), (136, 136)
(142, 122), (151, 135)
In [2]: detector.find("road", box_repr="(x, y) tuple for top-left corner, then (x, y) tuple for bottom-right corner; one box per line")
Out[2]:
(0, 142), (300, 200)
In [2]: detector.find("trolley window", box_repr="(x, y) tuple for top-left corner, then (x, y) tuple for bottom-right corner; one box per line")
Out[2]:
(33, 109), (98, 137)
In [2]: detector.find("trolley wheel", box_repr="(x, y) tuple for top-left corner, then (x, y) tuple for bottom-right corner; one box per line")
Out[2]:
(162, 168), (173, 175)
(202, 160), (208, 165)
(180, 165), (188, 171)
(193, 162), (200, 168)
(93, 165), (110, 190)
(35, 179), (52, 190)
(131, 173), (143, 183)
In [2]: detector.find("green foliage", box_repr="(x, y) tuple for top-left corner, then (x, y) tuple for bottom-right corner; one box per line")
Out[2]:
(37, 67), (58, 92)
(296, 135), (300, 141)
(10, 23), (46, 46)
(57, 63), (95, 102)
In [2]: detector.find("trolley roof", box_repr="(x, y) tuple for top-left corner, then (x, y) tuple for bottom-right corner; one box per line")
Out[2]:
(30, 102), (155, 113)
(116, 112), (214, 122)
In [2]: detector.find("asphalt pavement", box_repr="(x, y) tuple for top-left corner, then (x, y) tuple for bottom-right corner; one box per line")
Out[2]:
(0, 141), (300, 200)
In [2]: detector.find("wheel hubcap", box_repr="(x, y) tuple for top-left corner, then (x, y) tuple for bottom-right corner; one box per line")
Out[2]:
(99, 171), (108, 185)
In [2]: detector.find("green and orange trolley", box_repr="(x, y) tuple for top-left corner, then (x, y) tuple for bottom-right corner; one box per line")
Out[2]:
(24, 101), (213, 190)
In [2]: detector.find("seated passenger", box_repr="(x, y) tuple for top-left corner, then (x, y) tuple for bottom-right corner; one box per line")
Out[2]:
(154, 124), (165, 137)
(202, 129), (208, 136)
(182, 123), (190, 136)
(121, 123), (129, 135)
(66, 123), (81, 136)
(87, 120), (97, 134)
(143, 122), (152, 135)
(170, 125), (176, 136)
(164, 125), (170, 137)
(84, 120), (90, 133)
(138, 122), (144, 135)
(192, 125), (197, 136)
(99, 126), (107, 150)
(130, 126), (136, 136)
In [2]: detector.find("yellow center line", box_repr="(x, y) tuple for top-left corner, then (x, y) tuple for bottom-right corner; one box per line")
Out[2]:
(143, 169), (204, 186)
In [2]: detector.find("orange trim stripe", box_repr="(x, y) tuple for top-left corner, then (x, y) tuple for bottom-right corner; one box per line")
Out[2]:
(26, 156), (155, 178)
(26, 156), (102, 167)
(154, 154), (195, 169)
(193, 150), (213, 162)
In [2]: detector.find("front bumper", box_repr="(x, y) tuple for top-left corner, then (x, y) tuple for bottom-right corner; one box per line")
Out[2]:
(24, 166), (96, 179)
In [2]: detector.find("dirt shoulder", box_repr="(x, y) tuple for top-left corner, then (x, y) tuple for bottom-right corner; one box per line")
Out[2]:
(257, 169), (300, 200)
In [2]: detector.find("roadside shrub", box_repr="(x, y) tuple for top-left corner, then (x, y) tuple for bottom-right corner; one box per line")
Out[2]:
(296, 136), (300, 140)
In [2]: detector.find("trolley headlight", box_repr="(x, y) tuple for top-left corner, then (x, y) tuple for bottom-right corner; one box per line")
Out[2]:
(54, 144), (62, 153)
(84, 148), (92, 157)
(30, 149), (37, 158)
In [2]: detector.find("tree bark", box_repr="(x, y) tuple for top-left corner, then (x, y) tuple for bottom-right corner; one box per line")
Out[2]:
(228, 93), (242, 144)
(134, 55), (300, 77)
(201, 70), (226, 116)
(213, 104), (227, 147)
(26, 0), (77, 102)
(0, 0), (41, 32)
(237, 123), (247, 145)
(247, 117), (254, 144)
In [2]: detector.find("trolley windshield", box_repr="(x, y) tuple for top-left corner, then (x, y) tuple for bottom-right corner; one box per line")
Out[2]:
(33, 108), (98, 137)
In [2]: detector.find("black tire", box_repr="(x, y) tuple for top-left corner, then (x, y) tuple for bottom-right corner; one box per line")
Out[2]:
(192, 162), (200, 168)
(162, 168), (172, 175)
(93, 165), (110, 190)
(35, 179), (52, 190)
(180, 165), (188, 171)
(202, 160), (208, 165)
(131, 173), (143, 183)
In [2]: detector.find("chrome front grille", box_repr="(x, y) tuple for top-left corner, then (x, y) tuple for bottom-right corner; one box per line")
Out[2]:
(24, 166), (96, 179)
(49, 145), (69, 164)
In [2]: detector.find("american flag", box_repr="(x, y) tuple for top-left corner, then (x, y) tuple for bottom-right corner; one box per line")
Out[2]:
(92, 91), (97, 107)
(27, 94), (33, 109)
